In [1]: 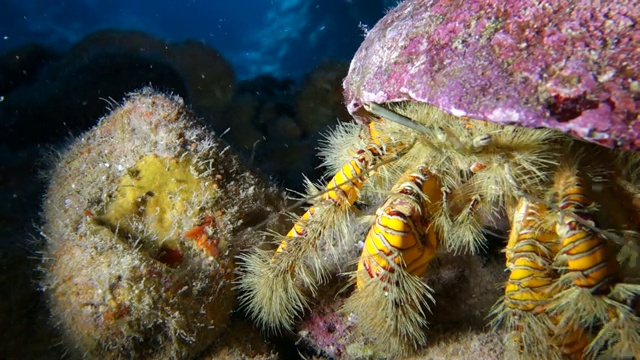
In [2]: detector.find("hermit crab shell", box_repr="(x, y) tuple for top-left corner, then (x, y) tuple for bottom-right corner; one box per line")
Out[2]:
(344, 0), (640, 150)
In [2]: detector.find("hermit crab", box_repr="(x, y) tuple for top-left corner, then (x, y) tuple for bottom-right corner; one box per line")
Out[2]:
(238, 0), (640, 358)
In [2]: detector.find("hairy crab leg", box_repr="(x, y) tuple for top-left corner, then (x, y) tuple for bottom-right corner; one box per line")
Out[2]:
(490, 197), (589, 359)
(342, 165), (442, 354)
(237, 119), (406, 333)
(550, 166), (640, 358)
(357, 165), (441, 284)
(276, 121), (389, 254)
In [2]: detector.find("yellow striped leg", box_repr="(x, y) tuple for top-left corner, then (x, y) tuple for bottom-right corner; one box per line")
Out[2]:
(276, 122), (386, 254)
(343, 165), (442, 354)
(491, 197), (589, 359)
(237, 121), (401, 333)
(551, 170), (640, 358)
(357, 165), (441, 284)
(556, 174), (619, 292)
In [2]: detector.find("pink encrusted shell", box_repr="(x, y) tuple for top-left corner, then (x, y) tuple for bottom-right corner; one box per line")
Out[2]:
(344, 0), (640, 149)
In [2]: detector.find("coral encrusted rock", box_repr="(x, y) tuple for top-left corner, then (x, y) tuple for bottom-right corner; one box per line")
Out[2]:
(40, 88), (284, 359)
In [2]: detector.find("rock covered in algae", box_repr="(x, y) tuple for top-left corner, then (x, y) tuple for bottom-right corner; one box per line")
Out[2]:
(40, 88), (285, 359)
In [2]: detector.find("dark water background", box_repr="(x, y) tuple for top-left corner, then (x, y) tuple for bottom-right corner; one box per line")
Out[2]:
(1, 0), (390, 80)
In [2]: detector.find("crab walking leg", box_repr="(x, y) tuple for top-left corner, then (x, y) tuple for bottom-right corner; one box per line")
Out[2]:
(489, 198), (589, 360)
(342, 165), (442, 353)
(555, 174), (619, 292)
(276, 123), (387, 254)
(550, 167), (640, 358)
(237, 120), (403, 333)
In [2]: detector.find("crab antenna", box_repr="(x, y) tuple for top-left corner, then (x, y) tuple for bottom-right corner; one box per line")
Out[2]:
(364, 102), (432, 135)
(364, 102), (462, 148)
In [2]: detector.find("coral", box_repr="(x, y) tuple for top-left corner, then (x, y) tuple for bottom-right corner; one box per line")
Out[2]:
(40, 88), (285, 359)
(405, 330), (504, 360)
(64, 29), (237, 124)
(0, 44), (188, 149)
(0, 43), (58, 93)
(163, 40), (236, 120)
(201, 318), (280, 360)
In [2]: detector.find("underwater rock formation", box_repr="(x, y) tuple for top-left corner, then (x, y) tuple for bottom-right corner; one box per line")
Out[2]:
(40, 88), (285, 359)
(295, 60), (351, 136)
(0, 43), (59, 94)
(219, 75), (322, 191)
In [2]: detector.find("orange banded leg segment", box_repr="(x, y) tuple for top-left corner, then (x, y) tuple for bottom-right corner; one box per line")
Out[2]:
(550, 168), (640, 358)
(237, 120), (404, 334)
(491, 197), (589, 359)
(343, 165), (442, 354)
(555, 172), (619, 293)
(276, 121), (390, 255)
(503, 199), (559, 312)
(357, 165), (441, 286)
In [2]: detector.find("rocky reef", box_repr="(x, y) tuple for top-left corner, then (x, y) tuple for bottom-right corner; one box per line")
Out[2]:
(40, 88), (285, 359)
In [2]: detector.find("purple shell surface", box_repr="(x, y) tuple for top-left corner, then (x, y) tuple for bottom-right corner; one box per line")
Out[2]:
(344, 0), (640, 149)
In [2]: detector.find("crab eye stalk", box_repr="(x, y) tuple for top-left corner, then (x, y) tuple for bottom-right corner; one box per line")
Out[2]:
(472, 134), (492, 151)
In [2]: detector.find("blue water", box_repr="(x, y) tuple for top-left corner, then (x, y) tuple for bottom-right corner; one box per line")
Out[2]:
(0, 0), (389, 79)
